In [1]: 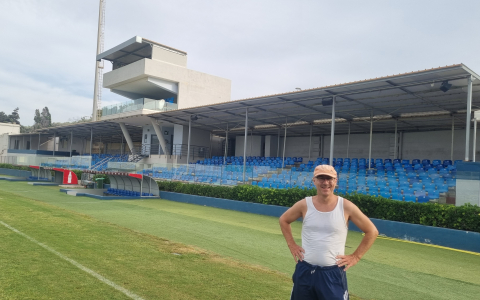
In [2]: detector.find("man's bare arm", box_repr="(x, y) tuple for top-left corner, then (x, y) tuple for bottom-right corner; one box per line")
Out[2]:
(279, 200), (306, 263)
(336, 199), (378, 271)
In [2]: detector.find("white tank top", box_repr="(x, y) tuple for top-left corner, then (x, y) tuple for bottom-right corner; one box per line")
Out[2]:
(302, 196), (348, 266)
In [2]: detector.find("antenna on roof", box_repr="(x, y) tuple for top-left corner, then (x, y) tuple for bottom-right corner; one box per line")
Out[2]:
(92, 0), (106, 122)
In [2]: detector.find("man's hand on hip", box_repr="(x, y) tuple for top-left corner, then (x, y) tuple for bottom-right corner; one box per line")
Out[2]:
(288, 243), (305, 263)
(335, 254), (360, 271)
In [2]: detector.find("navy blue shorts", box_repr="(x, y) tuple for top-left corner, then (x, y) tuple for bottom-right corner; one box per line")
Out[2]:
(291, 260), (348, 300)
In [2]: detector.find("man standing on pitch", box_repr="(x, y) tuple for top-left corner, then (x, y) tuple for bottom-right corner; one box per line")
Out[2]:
(280, 165), (378, 300)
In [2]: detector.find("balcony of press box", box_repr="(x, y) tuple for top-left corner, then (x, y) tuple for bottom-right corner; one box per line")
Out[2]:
(97, 36), (231, 112)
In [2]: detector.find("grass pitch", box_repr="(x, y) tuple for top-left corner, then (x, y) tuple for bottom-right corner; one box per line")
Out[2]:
(1, 181), (479, 299)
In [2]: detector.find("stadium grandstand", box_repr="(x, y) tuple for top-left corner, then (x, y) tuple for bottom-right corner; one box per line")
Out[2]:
(1, 36), (480, 206)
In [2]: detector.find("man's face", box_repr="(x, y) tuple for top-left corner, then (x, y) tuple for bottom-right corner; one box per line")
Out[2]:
(313, 175), (336, 196)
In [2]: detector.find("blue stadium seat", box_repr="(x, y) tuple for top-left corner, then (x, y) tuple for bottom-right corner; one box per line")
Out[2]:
(391, 192), (402, 201)
(417, 195), (430, 203)
(404, 194), (416, 202)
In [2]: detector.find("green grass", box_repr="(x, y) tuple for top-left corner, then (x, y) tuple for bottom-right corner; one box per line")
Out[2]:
(0, 186), (291, 299)
(1, 181), (480, 299)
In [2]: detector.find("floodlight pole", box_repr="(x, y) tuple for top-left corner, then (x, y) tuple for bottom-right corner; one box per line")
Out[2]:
(329, 97), (336, 166)
(368, 112), (373, 169)
(465, 75), (473, 161)
(242, 109), (248, 182)
(282, 117), (287, 169)
(451, 115), (455, 161)
(473, 119), (477, 162)
(92, 0), (106, 122)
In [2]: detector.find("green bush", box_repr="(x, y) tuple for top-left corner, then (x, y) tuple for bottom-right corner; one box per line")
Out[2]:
(157, 181), (480, 233)
(71, 169), (83, 180)
(0, 163), (31, 171)
(92, 174), (110, 184)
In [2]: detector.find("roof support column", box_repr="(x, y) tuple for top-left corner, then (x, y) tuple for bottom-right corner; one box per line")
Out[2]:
(69, 131), (73, 168)
(451, 115), (455, 161)
(69, 131), (73, 157)
(38, 133), (40, 150)
(242, 109), (248, 182)
(53, 133), (56, 157)
(347, 122), (351, 159)
(90, 128), (93, 156)
(308, 124), (313, 161)
(250, 128), (253, 156)
(394, 119), (398, 159)
(119, 123), (135, 155)
(321, 134), (324, 158)
(329, 97), (336, 166)
(209, 132), (212, 158)
(23, 136), (25, 150)
(282, 118), (287, 169)
(29, 135), (31, 150)
(187, 117), (192, 169)
(473, 119), (477, 162)
(277, 128), (280, 157)
(465, 75), (473, 161)
(121, 135), (124, 156)
(368, 112), (373, 170)
(151, 119), (168, 155)
(399, 132), (403, 160)
(224, 124), (228, 164)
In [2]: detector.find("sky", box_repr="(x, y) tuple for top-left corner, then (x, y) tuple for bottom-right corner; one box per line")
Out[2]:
(0, 0), (479, 126)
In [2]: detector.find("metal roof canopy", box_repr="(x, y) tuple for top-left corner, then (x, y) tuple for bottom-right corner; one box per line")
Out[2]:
(96, 36), (187, 67)
(146, 64), (480, 137)
(10, 64), (480, 154)
(28, 121), (143, 143)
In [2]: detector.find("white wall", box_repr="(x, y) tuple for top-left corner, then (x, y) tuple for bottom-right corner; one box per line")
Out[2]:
(222, 129), (480, 162)
(0, 123), (20, 135)
(279, 136), (320, 159)
(211, 136), (224, 157)
(151, 46), (187, 67)
(235, 135), (262, 157)
(401, 129), (474, 161)
(182, 126), (211, 148)
(322, 133), (392, 159)
(264, 135), (279, 157)
(57, 136), (84, 153)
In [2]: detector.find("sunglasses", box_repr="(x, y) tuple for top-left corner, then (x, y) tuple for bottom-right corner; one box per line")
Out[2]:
(315, 176), (335, 182)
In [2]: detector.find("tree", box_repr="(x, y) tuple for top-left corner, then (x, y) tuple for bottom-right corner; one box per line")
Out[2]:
(40, 107), (51, 128)
(0, 111), (8, 123)
(8, 107), (20, 124)
(33, 106), (52, 129)
(0, 108), (20, 124)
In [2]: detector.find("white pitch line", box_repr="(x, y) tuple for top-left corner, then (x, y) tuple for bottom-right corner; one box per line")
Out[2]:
(0, 221), (146, 300)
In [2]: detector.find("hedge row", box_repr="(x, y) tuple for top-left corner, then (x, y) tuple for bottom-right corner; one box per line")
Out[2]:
(157, 181), (480, 233)
(0, 163), (31, 171)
